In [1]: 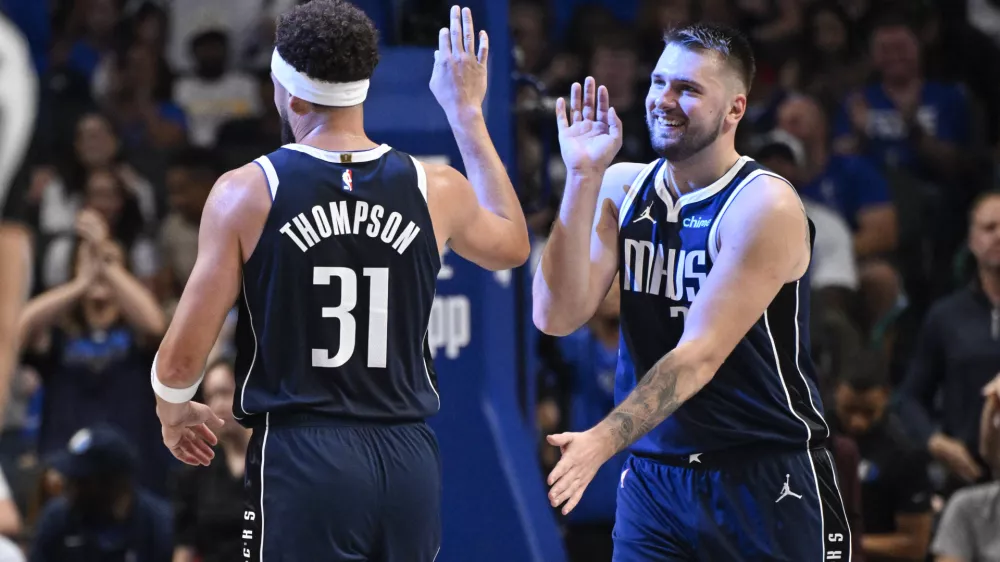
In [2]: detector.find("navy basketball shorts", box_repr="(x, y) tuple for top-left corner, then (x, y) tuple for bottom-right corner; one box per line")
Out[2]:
(242, 415), (441, 562)
(613, 447), (852, 561)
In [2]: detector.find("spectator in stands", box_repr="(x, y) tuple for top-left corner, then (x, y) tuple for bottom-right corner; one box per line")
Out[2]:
(171, 357), (250, 562)
(32, 113), (157, 238)
(41, 169), (159, 290)
(589, 27), (657, 165)
(635, 0), (693, 65)
(510, 0), (579, 93)
(215, 70), (283, 168)
(833, 14), (969, 183)
(17, 239), (169, 495)
(899, 190), (1000, 491)
(537, 283), (623, 562)
(30, 425), (172, 562)
(833, 349), (933, 562)
(164, 0), (296, 73)
(156, 148), (221, 307)
(100, 42), (187, 150)
(930, 377), (1000, 562)
(754, 134), (859, 313)
(781, 1), (869, 117)
(24, 468), (63, 534)
(65, 0), (120, 86)
(129, 2), (169, 59)
(174, 29), (261, 148)
(776, 94), (898, 259)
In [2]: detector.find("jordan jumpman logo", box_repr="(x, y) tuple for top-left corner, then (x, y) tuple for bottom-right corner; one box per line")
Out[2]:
(775, 474), (803, 503)
(632, 202), (656, 225)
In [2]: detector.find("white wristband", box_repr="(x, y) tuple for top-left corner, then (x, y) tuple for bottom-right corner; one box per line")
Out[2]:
(150, 352), (204, 403)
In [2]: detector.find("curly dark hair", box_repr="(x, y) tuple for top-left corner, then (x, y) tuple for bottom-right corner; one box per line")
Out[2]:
(275, 0), (380, 86)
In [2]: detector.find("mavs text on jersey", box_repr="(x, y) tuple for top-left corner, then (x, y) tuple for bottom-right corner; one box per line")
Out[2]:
(617, 155), (827, 457)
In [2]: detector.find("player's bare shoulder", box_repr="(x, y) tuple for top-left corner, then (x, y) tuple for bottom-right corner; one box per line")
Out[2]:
(202, 162), (273, 261)
(717, 173), (811, 281)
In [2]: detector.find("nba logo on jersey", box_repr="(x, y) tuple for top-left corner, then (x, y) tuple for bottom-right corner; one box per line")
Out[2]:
(342, 169), (353, 191)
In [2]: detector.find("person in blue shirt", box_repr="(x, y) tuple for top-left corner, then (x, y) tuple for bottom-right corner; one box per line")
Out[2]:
(537, 282), (624, 562)
(31, 425), (173, 562)
(832, 14), (969, 182)
(777, 93), (898, 259)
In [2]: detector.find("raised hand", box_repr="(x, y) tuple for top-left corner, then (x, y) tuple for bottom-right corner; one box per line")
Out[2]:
(74, 241), (102, 284)
(430, 5), (489, 121)
(75, 208), (110, 246)
(557, 77), (623, 175)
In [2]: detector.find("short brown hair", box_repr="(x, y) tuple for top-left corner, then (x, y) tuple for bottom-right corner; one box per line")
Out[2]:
(275, 0), (380, 85)
(663, 23), (756, 93)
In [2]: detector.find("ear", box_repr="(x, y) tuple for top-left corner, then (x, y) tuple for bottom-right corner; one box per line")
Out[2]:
(289, 96), (312, 116)
(729, 92), (747, 123)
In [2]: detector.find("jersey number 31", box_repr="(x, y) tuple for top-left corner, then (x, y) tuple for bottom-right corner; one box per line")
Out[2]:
(312, 267), (389, 369)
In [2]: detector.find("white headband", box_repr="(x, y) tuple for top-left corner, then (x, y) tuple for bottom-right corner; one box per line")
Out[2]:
(270, 48), (370, 107)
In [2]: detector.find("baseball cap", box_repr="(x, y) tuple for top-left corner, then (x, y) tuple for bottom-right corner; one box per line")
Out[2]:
(49, 425), (137, 479)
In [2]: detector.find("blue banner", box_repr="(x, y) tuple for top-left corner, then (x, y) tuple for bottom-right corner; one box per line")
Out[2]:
(362, 3), (566, 559)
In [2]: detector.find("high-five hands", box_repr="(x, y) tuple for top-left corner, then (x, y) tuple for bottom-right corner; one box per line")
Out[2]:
(430, 5), (489, 121)
(556, 77), (624, 175)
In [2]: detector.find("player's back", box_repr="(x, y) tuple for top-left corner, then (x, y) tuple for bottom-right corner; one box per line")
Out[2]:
(234, 143), (441, 426)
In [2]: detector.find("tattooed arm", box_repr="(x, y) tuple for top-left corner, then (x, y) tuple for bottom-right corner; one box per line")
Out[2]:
(597, 175), (812, 453)
(546, 176), (812, 514)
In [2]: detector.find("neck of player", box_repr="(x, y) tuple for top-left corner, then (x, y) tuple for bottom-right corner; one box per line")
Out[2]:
(293, 106), (380, 152)
(664, 140), (741, 196)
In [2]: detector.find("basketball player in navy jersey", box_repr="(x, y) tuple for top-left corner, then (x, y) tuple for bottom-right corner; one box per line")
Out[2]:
(149, 3), (529, 561)
(534, 24), (852, 561)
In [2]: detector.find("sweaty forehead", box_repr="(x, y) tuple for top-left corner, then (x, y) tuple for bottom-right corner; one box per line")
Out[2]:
(654, 43), (730, 89)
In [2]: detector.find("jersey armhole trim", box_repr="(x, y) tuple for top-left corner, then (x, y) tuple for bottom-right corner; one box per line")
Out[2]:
(618, 160), (661, 229)
(254, 156), (280, 201)
(409, 156), (429, 202)
(707, 170), (795, 262)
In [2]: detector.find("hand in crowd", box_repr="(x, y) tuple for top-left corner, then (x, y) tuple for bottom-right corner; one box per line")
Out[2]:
(846, 92), (870, 136)
(75, 208), (110, 247)
(928, 432), (983, 483)
(981, 380), (999, 466)
(982, 373), (1000, 403)
(74, 241), (104, 286)
(97, 238), (126, 269)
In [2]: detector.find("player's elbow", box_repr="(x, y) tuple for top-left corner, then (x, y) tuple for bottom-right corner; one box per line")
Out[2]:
(532, 302), (585, 337)
(490, 239), (531, 271)
(155, 344), (203, 387)
(674, 340), (726, 387)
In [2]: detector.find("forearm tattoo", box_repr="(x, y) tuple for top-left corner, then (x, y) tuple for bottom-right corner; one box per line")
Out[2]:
(601, 353), (694, 454)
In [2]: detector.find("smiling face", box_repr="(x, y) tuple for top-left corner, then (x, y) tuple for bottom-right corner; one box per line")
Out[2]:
(645, 42), (747, 161)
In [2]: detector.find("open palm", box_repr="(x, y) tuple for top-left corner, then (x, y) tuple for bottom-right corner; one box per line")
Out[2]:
(557, 77), (623, 174)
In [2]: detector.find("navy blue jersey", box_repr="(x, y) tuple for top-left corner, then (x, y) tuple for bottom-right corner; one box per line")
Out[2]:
(616, 156), (829, 457)
(233, 143), (441, 426)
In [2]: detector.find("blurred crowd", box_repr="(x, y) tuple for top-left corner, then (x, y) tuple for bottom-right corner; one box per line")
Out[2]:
(0, 0), (998, 561)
